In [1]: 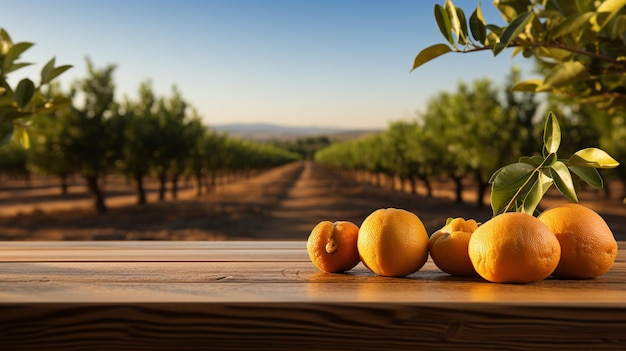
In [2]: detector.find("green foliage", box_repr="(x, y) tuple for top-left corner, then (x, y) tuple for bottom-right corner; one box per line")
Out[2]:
(0, 138), (27, 175)
(412, 0), (626, 110)
(20, 65), (300, 209)
(270, 136), (331, 160)
(0, 28), (71, 147)
(489, 111), (619, 216)
(316, 74), (537, 206)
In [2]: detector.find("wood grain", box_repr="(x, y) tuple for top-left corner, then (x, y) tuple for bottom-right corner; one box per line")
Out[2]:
(0, 303), (624, 351)
(0, 241), (624, 351)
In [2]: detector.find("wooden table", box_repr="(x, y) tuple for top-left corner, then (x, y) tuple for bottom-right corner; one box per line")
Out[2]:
(0, 241), (625, 351)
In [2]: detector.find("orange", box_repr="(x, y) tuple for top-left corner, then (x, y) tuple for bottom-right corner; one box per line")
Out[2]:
(538, 203), (618, 279)
(357, 208), (429, 277)
(468, 212), (561, 283)
(428, 217), (479, 277)
(307, 220), (360, 273)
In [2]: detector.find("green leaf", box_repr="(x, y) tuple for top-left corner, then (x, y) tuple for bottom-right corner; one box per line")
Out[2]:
(491, 162), (535, 192)
(551, 12), (595, 39)
(521, 172), (553, 215)
(40, 57), (56, 85)
(569, 166), (603, 189)
(455, 6), (469, 44)
(490, 188), (517, 216)
(511, 79), (542, 92)
(14, 78), (35, 109)
(0, 28), (12, 46)
(48, 65), (72, 84)
(543, 112), (561, 154)
(550, 161), (578, 202)
(535, 47), (573, 61)
(445, 0), (462, 43)
(469, 4), (487, 43)
(519, 155), (543, 167)
(485, 24), (504, 36)
(544, 152), (558, 166)
(411, 44), (452, 71)
(15, 125), (30, 149)
(568, 148), (620, 168)
(2, 42), (33, 72)
(5, 62), (32, 74)
(591, 0), (626, 31)
(435, 4), (454, 45)
(537, 61), (590, 91)
(510, 46), (524, 57)
(493, 11), (535, 56)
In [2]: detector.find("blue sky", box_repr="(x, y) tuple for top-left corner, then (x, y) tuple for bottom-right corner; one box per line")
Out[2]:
(2, 0), (537, 129)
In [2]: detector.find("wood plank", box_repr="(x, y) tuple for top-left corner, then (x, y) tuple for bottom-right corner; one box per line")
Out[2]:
(0, 240), (305, 250)
(0, 260), (624, 283)
(0, 302), (624, 351)
(1, 261), (625, 304)
(0, 241), (625, 351)
(0, 241), (623, 262)
(0, 249), (309, 262)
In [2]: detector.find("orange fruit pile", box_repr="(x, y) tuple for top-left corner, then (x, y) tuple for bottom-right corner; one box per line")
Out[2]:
(306, 204), (618, 283)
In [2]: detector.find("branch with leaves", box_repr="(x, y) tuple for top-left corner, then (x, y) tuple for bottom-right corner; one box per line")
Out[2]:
(412, 0), (626, 110)
(1, 28), (72, 147)
(489, 111), (619, 216)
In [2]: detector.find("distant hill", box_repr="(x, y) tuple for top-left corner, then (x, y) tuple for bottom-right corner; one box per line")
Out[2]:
(210, 123), (380, 141)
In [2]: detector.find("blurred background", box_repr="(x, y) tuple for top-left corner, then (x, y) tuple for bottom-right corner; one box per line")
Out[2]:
(0, 0), (624, 241)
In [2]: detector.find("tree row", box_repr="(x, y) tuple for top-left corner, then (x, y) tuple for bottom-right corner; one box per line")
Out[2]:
(0, 58), (299, 213)
(315, 69), (626, 207)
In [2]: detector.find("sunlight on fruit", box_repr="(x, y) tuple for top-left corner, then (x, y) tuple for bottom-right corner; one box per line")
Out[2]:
(468, 212), (561, 284)
(429, 217), (479, 277)
(357, 208), (429, 277)
(539, 204), (618, 279)
(307, 220), (360, 273)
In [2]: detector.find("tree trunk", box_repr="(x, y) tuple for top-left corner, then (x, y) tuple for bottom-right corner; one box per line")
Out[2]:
(24, 172), (31, 189)
(409, 177), (417, 195)
(60, 175), (68, 195)
(85, 174), (107, 214)
(420, 176), (433, 198)
(171, 173), (179, 200)
(453, 176), (463, 203)
(134, 172), (146, 205)
(158, 173), (167, 201)
(476, 180), (488, 208)
(195, 171), (203, 198)
(211, 172), (217, 188)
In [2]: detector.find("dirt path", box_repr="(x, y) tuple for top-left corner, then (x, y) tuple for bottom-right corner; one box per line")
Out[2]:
(0, 161), (624, 240)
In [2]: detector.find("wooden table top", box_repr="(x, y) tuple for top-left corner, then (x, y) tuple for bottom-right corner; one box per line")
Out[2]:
(1, 241), (625, 351)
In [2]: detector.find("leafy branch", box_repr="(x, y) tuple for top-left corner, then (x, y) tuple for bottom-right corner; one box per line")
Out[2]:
(411, 0), (626, 107)
(488, 111), (619, 216)
(1, 28), (72, 147)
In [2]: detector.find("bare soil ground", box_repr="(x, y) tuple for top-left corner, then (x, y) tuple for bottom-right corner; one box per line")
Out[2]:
(0, 161), (624, 241)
